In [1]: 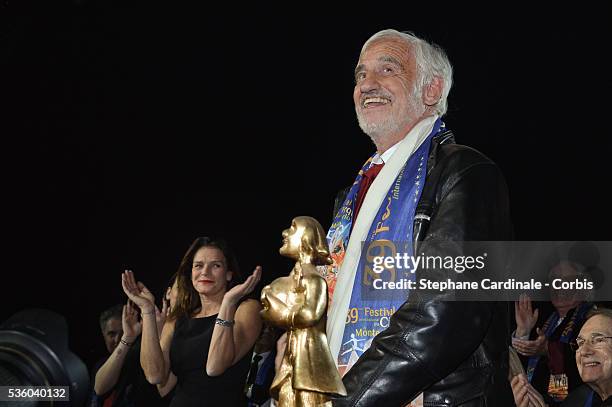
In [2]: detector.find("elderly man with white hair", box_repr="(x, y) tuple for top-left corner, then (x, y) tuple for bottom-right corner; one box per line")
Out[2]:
(513, 308), (612, 406)
(322, 29), (514, 406)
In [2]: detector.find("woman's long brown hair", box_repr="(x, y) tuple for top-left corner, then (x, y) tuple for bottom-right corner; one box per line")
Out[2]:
(167, 237), (242, 321)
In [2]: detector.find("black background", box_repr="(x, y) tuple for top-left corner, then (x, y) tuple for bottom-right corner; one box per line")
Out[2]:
(2, 4), (611, 369)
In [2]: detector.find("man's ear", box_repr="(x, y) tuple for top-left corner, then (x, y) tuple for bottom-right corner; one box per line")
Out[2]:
(226, 271), (233, 282)
(424, 76), (444, 106)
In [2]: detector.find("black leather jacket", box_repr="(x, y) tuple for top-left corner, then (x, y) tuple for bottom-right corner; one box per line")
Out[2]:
(332, 133), (515, 407)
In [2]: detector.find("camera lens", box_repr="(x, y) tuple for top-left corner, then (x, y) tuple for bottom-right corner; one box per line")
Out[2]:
(0, 309), (89, 406)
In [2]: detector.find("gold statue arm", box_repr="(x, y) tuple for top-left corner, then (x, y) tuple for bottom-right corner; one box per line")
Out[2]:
(288, 269), (327, 330)
(264, 292), (296, 328)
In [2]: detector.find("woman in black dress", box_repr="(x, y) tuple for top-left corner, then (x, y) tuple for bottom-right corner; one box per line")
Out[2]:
(121, 237), (262, 406)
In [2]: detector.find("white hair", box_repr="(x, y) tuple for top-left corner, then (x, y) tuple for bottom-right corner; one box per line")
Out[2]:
(361, 29), (453, 116)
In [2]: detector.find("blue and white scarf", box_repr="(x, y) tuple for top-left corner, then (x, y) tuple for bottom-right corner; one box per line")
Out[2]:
(325, 116), (444, 374)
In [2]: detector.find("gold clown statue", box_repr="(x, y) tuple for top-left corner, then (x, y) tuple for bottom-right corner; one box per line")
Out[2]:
(261, 216), (347, 406)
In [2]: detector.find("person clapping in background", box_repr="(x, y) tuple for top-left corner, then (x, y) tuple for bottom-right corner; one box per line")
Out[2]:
(122, 236), (262, 407)
(93, 293), (170, 406)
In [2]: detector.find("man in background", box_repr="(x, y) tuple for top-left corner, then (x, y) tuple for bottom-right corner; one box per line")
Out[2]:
(87, 304), (123, 407)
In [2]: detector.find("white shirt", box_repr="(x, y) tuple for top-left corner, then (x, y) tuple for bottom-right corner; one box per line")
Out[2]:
(371, 142), (400, 165)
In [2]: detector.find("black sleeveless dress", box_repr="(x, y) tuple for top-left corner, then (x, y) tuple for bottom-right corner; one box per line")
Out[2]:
(169, 314), (251, 407)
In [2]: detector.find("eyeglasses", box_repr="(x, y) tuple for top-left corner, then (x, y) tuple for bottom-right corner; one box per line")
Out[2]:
(570, 335), (612, 352)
